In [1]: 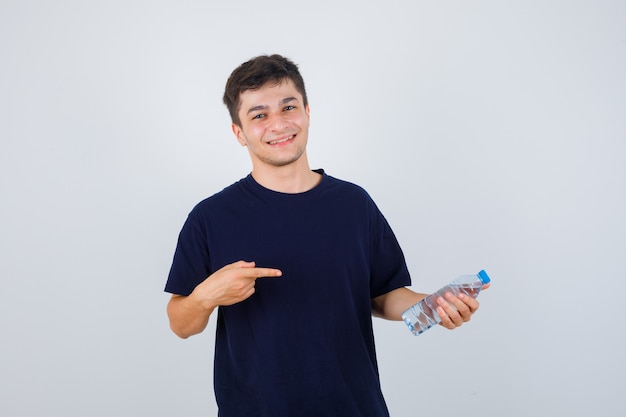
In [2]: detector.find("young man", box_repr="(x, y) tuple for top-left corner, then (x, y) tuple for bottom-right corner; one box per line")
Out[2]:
(165, 54), (484, 416)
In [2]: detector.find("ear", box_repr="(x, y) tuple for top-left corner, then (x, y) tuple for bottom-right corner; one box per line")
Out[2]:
(305, 104), (311, 126)
(231, 124), (247, 147)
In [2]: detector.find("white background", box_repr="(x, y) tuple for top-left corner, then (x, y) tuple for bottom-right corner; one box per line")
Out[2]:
(1, 1), (624, 416)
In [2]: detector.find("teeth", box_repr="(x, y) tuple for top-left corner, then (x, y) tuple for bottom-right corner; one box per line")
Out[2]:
(269, 135), (293, 145)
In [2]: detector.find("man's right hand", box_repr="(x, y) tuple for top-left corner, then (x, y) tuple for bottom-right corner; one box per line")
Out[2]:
(167, 261), (282, 339)
(193, 260), (282, 308)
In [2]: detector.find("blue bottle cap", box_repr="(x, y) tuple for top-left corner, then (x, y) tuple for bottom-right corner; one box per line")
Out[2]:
(477, 270), (491, 284)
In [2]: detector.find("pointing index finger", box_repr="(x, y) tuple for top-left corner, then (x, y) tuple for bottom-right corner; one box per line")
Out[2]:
(252, 268), (282, 279)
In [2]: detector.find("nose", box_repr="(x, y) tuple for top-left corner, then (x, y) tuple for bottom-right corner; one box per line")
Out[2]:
(268, 113), (288, 132)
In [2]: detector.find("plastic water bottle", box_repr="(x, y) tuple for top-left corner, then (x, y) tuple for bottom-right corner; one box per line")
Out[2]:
(402, 270), (491, 336)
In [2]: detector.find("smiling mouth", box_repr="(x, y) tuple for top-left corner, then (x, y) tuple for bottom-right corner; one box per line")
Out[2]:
(268, 135), (295, 145)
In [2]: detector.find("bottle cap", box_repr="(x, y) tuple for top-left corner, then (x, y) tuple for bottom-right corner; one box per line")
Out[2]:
(477, 270), (491, 284)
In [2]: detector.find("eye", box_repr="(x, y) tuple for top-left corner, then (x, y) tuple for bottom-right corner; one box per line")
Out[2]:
(252, 113), (265, 120)
(283, 105), (295, 111)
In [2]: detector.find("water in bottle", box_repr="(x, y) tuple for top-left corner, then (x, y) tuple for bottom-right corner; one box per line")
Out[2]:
(402, 270), (491, 336)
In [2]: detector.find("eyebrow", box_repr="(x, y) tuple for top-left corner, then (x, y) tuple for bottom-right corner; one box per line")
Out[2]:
(246, 97), (298, 115)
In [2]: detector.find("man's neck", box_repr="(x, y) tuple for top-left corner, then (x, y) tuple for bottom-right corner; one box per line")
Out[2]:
(251, 161), (321, 194)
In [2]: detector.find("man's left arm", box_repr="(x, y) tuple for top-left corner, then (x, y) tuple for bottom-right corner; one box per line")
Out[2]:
(371, 287), (484, 330)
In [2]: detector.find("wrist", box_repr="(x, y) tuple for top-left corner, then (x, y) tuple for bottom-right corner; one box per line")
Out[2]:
(188, 288), (217, 315)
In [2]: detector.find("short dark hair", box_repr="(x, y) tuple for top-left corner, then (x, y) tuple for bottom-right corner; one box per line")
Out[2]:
(223, 54), (308, 126)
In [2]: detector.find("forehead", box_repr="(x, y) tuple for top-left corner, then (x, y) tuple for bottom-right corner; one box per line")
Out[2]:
(238, 79), (302, 109)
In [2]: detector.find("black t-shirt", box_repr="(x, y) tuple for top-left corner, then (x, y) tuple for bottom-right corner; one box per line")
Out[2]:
(165, 170), (411, 417)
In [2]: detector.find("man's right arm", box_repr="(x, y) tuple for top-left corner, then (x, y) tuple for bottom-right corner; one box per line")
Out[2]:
(167, 292), (215, 339)
(167, 260), (282, 339)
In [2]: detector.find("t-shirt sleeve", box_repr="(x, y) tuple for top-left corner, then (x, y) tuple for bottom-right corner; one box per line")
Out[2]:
(164, 209), (213, 296)
(368, 200), (412, 298)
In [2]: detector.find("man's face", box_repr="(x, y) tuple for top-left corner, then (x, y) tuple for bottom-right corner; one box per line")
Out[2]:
(232, 79), (310, 169)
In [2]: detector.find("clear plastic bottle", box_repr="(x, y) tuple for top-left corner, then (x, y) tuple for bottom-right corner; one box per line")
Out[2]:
(402, 270), (491, 336)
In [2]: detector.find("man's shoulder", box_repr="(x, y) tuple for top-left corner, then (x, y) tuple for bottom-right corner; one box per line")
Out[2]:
(190, 178), (247, 213)
(322, 172), (372, 200)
